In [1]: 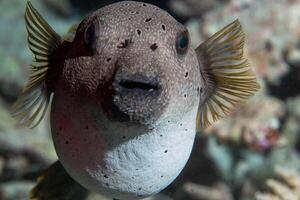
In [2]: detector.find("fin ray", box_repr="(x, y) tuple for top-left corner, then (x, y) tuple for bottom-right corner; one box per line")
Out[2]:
(196, 20), (260, 129)
(26, 3), (56, 40)
(26, 11), (53, 42)
(12, 1), (61, 128)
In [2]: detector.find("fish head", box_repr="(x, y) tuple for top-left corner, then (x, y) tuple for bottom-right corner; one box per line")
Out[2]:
(62, 1), (201, 127)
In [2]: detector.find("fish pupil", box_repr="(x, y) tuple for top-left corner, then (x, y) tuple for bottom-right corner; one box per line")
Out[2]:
(176, 31), (189, 55)
(84, 23), (97, 50)
(179, 35), (188, 49)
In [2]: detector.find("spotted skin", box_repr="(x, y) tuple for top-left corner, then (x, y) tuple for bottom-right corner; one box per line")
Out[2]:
(50, 1), (201, 199)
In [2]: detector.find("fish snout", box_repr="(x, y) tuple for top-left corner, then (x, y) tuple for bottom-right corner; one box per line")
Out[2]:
(110, 67), (166, 124)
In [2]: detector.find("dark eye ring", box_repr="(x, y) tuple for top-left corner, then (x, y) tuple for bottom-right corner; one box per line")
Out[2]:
(176, 30), (189, 56)
(84, 22), (97, 51)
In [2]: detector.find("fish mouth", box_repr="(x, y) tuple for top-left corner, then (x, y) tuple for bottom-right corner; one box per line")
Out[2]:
(114, 74), (162, 95)
(119, 79), (160, 92)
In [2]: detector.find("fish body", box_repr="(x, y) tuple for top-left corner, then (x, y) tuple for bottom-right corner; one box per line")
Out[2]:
(50, 3), (200, 199)
(52, 89), (198, 199)
(13, 1), (259, 200)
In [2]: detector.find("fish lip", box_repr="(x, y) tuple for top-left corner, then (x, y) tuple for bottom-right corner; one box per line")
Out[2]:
(114, 73), (162, 96)
(119, 79), (160, 92)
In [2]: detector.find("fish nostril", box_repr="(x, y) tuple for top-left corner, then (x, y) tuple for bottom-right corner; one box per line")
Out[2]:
(119, 80), (158, 91)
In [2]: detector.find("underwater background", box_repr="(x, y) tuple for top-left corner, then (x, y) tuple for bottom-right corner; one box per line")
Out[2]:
(0, 0), (300, 199)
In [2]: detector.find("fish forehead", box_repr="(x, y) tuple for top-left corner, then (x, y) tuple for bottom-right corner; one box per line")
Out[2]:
(92, 1), (183, 42)
(67, 1), (197, 87)
(72, 0), (188, 83)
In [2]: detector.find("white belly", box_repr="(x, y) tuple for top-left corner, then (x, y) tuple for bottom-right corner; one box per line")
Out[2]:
(51, 97), (197, 200)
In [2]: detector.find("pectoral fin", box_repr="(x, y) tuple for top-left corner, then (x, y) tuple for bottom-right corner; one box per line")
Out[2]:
(63, 23), (79, 42)
(196, 20), (260, 129)
(12, 1), (62, 128)
(30, 161), (89, 200)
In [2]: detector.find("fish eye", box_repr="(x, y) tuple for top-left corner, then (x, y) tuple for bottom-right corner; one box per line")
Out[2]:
(176, 30), (189, 56)
(84, 22), (97, 51)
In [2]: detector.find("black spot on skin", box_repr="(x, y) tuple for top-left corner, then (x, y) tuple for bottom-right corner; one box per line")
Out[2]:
(145, 18), (152, 22)
(150, 43), (158, 51)
(136, 168), (139, 171)
(131, 11), (135, 14)
(161, 175), (164, 178)
(185, 72), (189, 77)
(185, 129), (188, 131)
(184, 94), (187, 98)
(59, 127), (62, 131)
(107, 57), (112, 62)
(117, 39), (131, 48)
(164, 150), (168, 153)
(162, 24), (166, 31)
(65, 141), (69, 145)
(180, 123), (183, 126)
(106, 183), (110, 187)
(137, 29), (141, 35)
(160, 134), (163, 137)
(122, 136), (126, 139)
(104, 174), (108, 178)
(143, 3), (147, 6)
(138, 187), (142, 190)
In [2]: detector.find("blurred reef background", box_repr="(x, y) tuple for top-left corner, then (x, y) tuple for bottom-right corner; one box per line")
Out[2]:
(0, 0), (300, 199)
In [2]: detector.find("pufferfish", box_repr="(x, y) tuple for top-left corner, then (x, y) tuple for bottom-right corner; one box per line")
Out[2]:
(12, 1), (260, 200)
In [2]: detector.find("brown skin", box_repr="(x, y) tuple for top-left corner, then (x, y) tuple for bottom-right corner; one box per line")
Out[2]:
(47, 1), (201, 127)
(48, 4), (201, 197)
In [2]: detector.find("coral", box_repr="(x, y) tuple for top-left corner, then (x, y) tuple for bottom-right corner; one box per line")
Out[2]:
(174, 182), (233, 200)
(255, 166), (300, 200)
(198, 0), (300, 85)
(205, 93), (286, 152)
